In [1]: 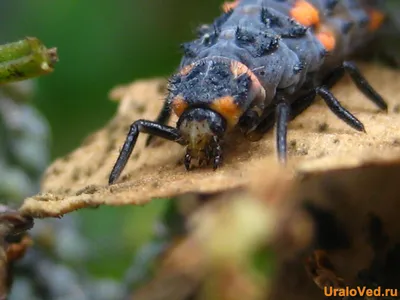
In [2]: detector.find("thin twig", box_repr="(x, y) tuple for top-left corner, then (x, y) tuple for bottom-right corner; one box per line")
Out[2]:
(0, 37), (58, 85)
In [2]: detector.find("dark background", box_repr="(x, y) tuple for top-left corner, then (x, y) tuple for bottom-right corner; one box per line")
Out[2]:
(0, 0), (221, 279)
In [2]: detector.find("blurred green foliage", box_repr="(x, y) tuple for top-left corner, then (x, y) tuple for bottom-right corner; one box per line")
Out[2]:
(1, 0), (220, 157)
(1, 0), (222, 282)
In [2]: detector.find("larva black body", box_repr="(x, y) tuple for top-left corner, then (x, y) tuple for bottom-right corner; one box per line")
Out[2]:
(109, 0), (388, 184)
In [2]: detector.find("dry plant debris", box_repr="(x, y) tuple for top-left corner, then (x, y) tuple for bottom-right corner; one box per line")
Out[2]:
(19, 63), (400, 218)
(16, 63), (400, 299)
(0, 205), (33, 299)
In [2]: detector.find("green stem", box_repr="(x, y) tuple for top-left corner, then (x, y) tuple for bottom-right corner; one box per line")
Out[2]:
(0, 37), (58, 85)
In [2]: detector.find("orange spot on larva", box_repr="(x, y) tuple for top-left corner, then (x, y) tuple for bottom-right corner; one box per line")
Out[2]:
(230, 60), (260, 86)
(291, 0), (320, 27)
(171, 95), (188, 117)
(230, 60), (248, 78)
(316, 29), (336, 52)
(180, 64), (194, 76)
(368, 9), (385, 31)
(210, 96), (242, 128)
(230, 60), (266, 108)
(222, 0), (240, 13)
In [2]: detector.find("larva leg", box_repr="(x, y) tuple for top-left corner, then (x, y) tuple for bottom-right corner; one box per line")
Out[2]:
(321, 65), (346, 89)
(287, 89), (317, 121)
(322, 61), (388, 111)
(245, 90), (316, 140)
(316, 86), (366, 132)
(285, 59), (384, 123)
(249, 112), (275, 140)
(343, 61), (388, 111)
(145, 100), (172, 146)
(287, 64), (350, 120)
(109, 120), (184, 184)
(239, 100), (290, 164)
(238, 105), (274, 142)
(275, 101), (290, 165)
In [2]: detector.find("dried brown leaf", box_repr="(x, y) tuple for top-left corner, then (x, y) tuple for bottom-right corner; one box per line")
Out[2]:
(19, 64), (400, 217)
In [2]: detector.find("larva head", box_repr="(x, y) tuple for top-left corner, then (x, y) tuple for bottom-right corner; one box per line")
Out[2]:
(177, 107), (226, 167)
(167, 57), (266, 167)
(168, 57), (266, 124)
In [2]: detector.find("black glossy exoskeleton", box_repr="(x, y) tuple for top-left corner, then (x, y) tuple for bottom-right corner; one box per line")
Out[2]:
(109, 0), (388, 184)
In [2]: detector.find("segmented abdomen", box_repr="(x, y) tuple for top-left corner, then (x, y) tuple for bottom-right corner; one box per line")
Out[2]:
(180, 0), (385, 104)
